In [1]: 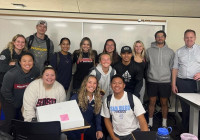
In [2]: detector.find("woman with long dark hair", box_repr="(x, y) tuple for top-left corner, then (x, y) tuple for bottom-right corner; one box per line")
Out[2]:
(50, 37), (72, 100)
(101, 39), (120, 66)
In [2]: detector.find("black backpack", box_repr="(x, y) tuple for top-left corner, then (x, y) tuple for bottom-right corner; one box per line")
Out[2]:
(106, 92), (134, 112)
(27, 35), (51, 66)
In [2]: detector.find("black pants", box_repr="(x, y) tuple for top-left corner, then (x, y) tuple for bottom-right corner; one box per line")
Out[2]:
(1, 98), (23, 134)
(176, 78), (197, 133)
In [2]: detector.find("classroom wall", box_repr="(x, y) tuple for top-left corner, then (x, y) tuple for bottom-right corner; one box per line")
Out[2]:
(1, 9), (200, 52)
(1, 10), (194, 112)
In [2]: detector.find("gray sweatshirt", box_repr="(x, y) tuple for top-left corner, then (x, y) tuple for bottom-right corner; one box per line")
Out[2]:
(26, 34), (54, 73)
(146, 42), (175, 83)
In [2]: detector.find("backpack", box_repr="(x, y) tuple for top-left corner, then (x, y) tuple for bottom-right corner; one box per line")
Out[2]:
(27, 35), (51, 65)
(93, 67), (115, 81)
(55, 52), (60, 70)
(54, 52), (72, 70)
(106, 92), (134, 112)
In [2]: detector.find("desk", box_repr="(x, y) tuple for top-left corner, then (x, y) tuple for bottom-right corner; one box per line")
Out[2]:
(61, 121), (91, 132)
(177, 93), (200, 136)
(61, 124), (91, 132)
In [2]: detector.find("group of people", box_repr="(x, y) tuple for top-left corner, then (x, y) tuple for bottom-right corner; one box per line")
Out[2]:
(0, 19), (199, 140)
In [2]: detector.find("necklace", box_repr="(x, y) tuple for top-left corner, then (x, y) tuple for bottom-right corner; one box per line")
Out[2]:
(62, 53), (70, 63)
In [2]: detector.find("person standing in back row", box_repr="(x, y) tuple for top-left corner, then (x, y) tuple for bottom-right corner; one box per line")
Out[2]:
(172, 29), (200, 133)
(113, 46), (143, 98)
(50, 38), (72, 100)
(72, 37), (98, 90)
(26, 20), (54, 73)
(146, 30), (174, 128)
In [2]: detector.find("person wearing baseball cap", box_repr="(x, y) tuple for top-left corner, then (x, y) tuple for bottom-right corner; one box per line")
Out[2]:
(121, 46), (132, 53)
(26, 20), (54, 73)
(113, 46), (143, 98)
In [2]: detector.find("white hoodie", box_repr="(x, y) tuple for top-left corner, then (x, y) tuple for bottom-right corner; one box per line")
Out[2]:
(90, 64), (116, 100)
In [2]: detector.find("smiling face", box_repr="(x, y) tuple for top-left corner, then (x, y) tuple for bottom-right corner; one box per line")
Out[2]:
(100, 54), (111, 68)
(105, 41), (115, 53)
(184, 31), (196, 48)
(81, 40), (90, 53)
(42, 69), (56, 86)
(86, 77), (97, 94)
(19, 55), (34, 73)
(13, 37), (26, 51)
(111, 77), (125, 95)
(36, 24), (47, 35)
(134, 42), (144, 55)
(60, 39), (70, 53)
(121, 52), (132, 64)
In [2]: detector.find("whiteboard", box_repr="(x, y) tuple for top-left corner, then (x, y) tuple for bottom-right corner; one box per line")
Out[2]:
(0, 16), (165, 54)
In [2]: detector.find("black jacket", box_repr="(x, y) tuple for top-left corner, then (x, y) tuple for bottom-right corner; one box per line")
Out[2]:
(1, 63), (40, 108)
(0, 48), (25, 85)
(113, 60), (143, 97)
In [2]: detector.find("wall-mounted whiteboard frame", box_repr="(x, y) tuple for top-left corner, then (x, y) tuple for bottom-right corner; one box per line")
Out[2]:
(0, 15), (167, 53)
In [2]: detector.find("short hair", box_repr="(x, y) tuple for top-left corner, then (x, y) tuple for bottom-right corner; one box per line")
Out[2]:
(59, 37), (71, 45)
(155, 30), (166, 38)
(42, 65), (56, 76)
(111, 74), (125, 83)
(19, 52), (35, 62)
(184, 29), (196, 37)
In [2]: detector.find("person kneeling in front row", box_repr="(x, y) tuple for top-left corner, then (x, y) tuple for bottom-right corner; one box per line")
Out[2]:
(101, 74), (148, 140)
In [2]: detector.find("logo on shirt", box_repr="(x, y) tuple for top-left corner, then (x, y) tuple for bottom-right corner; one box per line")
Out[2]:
(110, 105), (131, 113)
(36, 98), (56, 107)
(122, 70), (131, 82)
(14, 83), (29, 89)
(0, 55), (6, 60)
(77, 58), (93, 64)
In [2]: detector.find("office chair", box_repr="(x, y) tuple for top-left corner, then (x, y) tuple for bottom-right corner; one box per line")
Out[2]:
(11, 119), (67, 140)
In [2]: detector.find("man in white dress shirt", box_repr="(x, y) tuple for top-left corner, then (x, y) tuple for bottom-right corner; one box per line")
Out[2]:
(172, 29), (200, 133)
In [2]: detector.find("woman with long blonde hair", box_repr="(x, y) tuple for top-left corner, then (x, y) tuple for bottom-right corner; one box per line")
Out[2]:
(133, 40), (147, 103)
(0, 34), (27, 118)
(72, 37), (98, 90)
(69, 75), (103, 140)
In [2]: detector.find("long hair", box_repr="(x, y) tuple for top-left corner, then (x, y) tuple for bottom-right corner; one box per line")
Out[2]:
(78, 37), (96, 64)
(6, 34), (28, 59)
(78, 75), (102, 115)
(103, 39), (119, 65)
(133, 40), (146, 60)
